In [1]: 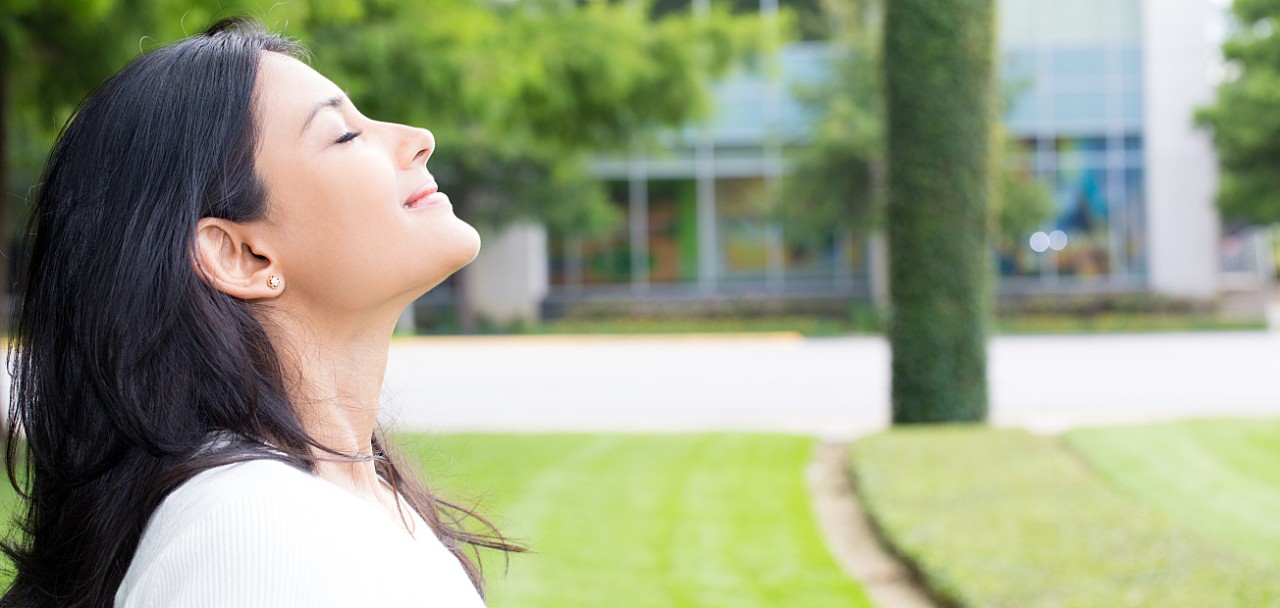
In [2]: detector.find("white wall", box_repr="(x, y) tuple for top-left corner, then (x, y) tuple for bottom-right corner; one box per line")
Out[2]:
(464, 222), (549, 325)
(1142, 0), (1222, 298)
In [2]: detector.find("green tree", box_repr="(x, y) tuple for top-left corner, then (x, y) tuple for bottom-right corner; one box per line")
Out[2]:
(769, 0), (883, 244)
(883, 0), (995, 423)
(990, 127), (1053, 254)
(1197, 0), (1280, 223)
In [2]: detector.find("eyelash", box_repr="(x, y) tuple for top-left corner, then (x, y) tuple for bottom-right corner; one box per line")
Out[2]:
(335, 130), (362, 144)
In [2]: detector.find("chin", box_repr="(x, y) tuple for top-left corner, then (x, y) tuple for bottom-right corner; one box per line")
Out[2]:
(438, 221), (481, 274)
(431, 221), (482, 280)
(460, 222), (482, 266)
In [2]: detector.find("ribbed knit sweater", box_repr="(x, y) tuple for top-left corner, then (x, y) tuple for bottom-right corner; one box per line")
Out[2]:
(114, 459), (486, 607)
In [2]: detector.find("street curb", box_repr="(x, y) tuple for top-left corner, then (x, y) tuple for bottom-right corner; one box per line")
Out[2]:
(807, 441), (941, 608)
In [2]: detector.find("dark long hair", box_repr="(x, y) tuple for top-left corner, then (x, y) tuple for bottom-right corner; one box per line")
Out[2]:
(1, 18), (521, 608)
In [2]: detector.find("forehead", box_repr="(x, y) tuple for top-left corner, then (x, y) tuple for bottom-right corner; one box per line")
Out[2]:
(254, 53), (343, 132)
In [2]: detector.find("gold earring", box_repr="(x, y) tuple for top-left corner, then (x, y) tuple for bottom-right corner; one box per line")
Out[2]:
(267, 275), (283, 290)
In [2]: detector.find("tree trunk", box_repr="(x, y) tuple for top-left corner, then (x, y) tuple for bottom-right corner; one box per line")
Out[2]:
(453, 268), (476, 333)
(884, 0), (994, 423)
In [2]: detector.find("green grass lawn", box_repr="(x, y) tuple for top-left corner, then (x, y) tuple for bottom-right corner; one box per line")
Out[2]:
(849, 425), (1280, 608)
(1066, 419), (1280, 564)
(400, 433), (871, 608)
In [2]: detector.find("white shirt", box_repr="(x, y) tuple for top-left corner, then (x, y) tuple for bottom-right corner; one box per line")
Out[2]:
(115, 459), (487, 607)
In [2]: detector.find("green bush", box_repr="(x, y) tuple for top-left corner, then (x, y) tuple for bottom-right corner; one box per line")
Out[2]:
(996, 293), (1211, 316)
(995, 313), (1263, 334)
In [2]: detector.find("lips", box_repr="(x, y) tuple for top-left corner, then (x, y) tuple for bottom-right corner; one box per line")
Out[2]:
(403, 182), (441, 210)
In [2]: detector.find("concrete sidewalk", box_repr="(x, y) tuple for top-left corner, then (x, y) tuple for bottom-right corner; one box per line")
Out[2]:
(380, 331), (1280, 438)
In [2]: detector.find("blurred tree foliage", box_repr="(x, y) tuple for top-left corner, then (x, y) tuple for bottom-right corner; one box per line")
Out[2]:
(1197, 0), (1280, 224)
(768, 0), (882, 243)
(654, 0), (825, 40)
(989, 126), (1054, 253)
(770, 0), (1050, 249)
(2, 0), (764, 247)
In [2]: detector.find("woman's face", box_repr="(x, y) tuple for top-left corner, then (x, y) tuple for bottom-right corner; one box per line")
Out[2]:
(250, 53), (479, 315)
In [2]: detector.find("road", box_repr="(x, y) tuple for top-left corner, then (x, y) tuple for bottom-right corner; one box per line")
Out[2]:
(380, 331), (1280, 439)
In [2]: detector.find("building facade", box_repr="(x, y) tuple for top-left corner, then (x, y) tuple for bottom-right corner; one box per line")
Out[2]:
(999, 0), (1222, 299)
(464, 0), (1227, 323)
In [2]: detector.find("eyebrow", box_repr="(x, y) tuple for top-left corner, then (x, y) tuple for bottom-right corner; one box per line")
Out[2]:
(301, 95), (345, 135)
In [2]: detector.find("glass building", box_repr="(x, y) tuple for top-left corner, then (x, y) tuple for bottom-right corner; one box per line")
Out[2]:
(555, 39), (858, 302)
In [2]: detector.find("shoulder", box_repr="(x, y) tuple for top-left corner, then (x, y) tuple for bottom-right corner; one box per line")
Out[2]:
(116, 460), (364, 607)
(140, 459), (343, 530)
(129, 459), (356, 553)
(116, 460), (483, 608)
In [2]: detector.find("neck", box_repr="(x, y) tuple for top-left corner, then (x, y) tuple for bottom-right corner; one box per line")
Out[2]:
(263, 302), (400, 491)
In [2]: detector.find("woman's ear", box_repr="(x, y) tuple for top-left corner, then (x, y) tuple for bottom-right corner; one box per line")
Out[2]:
(194, 218), (284, 300)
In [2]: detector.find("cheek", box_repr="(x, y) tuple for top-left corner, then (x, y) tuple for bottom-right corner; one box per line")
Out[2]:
(263, 154), (478, 303)
(284, 151), (396, 230)
(315, 154), (398, 220)
(263, 156), (394, 264)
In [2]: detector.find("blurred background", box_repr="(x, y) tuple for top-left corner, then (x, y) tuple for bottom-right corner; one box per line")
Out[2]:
(6, 0), (1273, 336)
(6, 0), (1280, 606)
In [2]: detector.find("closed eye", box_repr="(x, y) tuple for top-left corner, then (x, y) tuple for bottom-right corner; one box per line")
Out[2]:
(335, 130), (362, 144)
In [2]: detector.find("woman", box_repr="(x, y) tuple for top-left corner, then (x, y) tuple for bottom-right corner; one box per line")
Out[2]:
(2, 17), (521, 607)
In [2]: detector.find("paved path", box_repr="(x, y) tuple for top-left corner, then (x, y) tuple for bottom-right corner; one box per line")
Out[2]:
(381, 331), (1280, 438)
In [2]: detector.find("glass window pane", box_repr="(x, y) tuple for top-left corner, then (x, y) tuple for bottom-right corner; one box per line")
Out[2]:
(716, 178), (771, 277)
(1052, 50), (1107, 78)
(1054, 93), (1110, 129)
(646, 179), (699, 284)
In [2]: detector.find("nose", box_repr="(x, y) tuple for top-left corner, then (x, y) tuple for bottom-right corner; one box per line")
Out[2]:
(397, 125), (435, 169)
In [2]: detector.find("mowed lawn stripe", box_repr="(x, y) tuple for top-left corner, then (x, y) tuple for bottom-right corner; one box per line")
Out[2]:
(1065, 419), (1280, 564)
(401, 433), (872, 608)
(849, 426), (1280, 608)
